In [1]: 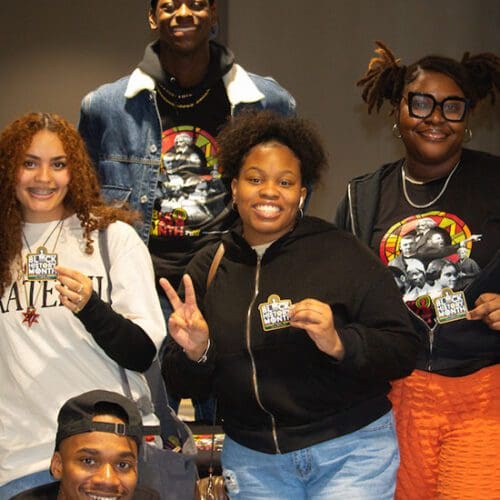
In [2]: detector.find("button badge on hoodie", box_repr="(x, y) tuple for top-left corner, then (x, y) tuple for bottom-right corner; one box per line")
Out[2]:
(258, 294), (292, 332)
(432, 287), (468, 324)
(26, 247), (58, 281)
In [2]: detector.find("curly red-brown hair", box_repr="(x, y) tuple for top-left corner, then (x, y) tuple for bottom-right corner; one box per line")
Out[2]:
(0, 112), (140, 295)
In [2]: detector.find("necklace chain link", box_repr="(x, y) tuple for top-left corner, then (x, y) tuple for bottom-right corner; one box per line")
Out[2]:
(401, 160), (461, 209)
(20, 219), (65, 326)
(156, 84), (211, 109)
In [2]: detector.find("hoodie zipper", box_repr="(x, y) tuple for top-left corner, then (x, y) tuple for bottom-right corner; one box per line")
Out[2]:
(423, 279), (474, 371)
(246, 255), (281, 454)
(347, 183), (357, 237)
(348, 180), (439, 369)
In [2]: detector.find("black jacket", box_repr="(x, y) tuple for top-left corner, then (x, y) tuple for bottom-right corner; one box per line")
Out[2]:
(334, 149), (500, 376)
(163, 216), (419, 454)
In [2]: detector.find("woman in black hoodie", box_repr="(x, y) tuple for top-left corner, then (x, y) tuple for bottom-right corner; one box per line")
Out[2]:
(162, 110), (418, 499)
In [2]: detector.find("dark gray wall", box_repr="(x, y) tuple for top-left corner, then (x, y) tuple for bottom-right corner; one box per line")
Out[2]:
(227, 0), (500, 219)
(1, 1), (498, 218)
(0, 1), (226, 129)
(0, 1), (151, 127)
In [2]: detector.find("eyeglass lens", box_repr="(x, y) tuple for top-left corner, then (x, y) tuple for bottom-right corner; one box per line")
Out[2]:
(409, 93), (467, 122)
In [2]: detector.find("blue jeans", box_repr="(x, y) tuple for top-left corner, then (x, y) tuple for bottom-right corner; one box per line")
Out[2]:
(158, 293), (216, 423)
(0, 470), (54, 499)
(221, 411), (399, 499)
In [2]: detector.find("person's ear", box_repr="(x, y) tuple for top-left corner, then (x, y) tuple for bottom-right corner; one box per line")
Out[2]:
(299, 187), (307, 209)
(394, 105), (401, 124)
(209, 1), (218, 22)
(231, 178), (238, 202)
(148, 8), (158, 31)
(50, 452), (63, 480)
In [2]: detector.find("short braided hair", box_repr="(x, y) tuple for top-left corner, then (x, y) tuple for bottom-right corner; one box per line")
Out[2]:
(357, 41), (500, 113)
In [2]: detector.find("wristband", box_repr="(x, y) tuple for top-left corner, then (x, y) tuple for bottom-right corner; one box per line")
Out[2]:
(196, 338), (210, 364)
(185, 338), (210, 364)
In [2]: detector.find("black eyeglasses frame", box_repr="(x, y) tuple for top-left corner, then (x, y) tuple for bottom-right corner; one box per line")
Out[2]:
(406, 92), (470, 122)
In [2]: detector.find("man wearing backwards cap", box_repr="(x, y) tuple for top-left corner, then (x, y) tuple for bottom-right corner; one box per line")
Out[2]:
(12, 390), (159, 500)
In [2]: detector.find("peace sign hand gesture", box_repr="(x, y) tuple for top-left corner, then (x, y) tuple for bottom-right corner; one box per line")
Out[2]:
(160, 274), (210, 362)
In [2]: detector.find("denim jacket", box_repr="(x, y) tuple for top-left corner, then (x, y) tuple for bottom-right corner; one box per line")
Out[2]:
(78, 64), (296, 243)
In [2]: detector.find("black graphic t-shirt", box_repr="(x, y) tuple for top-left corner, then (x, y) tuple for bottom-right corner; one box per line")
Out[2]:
(152, 124), (226, 238)
(137, 40), (238, 288)
(369, 153), (499, 327)
(149, 78), (233, 289)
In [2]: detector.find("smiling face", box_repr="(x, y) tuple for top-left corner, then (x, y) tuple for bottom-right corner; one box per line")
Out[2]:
(15, 129), (70, 223)
(51, 415), (138, 500)
(397, 70), (468, 175)
(231, 142), (307, 246)
(149, 0), (216, 55)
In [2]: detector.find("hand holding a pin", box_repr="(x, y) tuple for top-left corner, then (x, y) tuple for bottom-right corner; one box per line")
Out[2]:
(55, 266), (93, 314)
(467, 292), (500, 330)
(289, 299), (345, 360)
(160, 274), (210, 362)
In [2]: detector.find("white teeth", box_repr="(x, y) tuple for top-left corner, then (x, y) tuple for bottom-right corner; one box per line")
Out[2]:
(255, 205), (279, 213)
(421, 130), (446, 139)
(88, 496), (118, 500)
(29, 188), (55, 195)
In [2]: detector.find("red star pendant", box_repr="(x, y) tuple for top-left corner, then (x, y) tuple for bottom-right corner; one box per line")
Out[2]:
(22, 306), (40, 327)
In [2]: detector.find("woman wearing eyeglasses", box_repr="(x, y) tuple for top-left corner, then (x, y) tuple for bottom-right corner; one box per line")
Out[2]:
(335, 42), (500, 499)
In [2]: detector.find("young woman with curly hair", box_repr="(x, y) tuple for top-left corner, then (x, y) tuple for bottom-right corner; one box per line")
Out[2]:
(162, 110), (419, 499)
(335, 43), (500, 499)
(0, 113), (165, 498)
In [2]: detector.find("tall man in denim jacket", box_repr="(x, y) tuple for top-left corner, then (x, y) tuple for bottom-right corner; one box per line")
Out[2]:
(78, 0), (295, 419)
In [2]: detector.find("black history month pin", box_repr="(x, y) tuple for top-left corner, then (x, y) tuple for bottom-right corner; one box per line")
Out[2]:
(25, 247), (58, 281)
(258, 294), (292, 332)
(432, 287), (468, 324)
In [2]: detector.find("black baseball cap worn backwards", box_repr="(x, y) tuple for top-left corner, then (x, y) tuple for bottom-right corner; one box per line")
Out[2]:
(55, 390), (143, 450)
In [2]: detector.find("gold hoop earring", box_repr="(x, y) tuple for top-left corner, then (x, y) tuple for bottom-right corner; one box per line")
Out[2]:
(464, 127), (472, 143)
(392, 123), (402, 139)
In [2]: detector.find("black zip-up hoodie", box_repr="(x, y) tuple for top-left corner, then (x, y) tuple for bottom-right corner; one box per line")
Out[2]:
(163, 216), (419, 454)
(335, 149), (500, 377)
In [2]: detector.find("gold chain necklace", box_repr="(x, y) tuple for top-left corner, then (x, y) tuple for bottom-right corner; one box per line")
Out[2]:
(158, 84), (194, 100)
(20, 219), (64, 327)
(156, 85), (211, 109)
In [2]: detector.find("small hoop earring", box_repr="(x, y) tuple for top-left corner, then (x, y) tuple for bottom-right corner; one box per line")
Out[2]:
(464, 127), (472, 143)
(231, 199), (238, 212)
(392, 123), (402, 139)
(298, 207), (304, 219)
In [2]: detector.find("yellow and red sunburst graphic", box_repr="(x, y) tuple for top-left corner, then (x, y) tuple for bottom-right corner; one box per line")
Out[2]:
(161, 126), (218, 170)
(379, 211), (472, 265)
